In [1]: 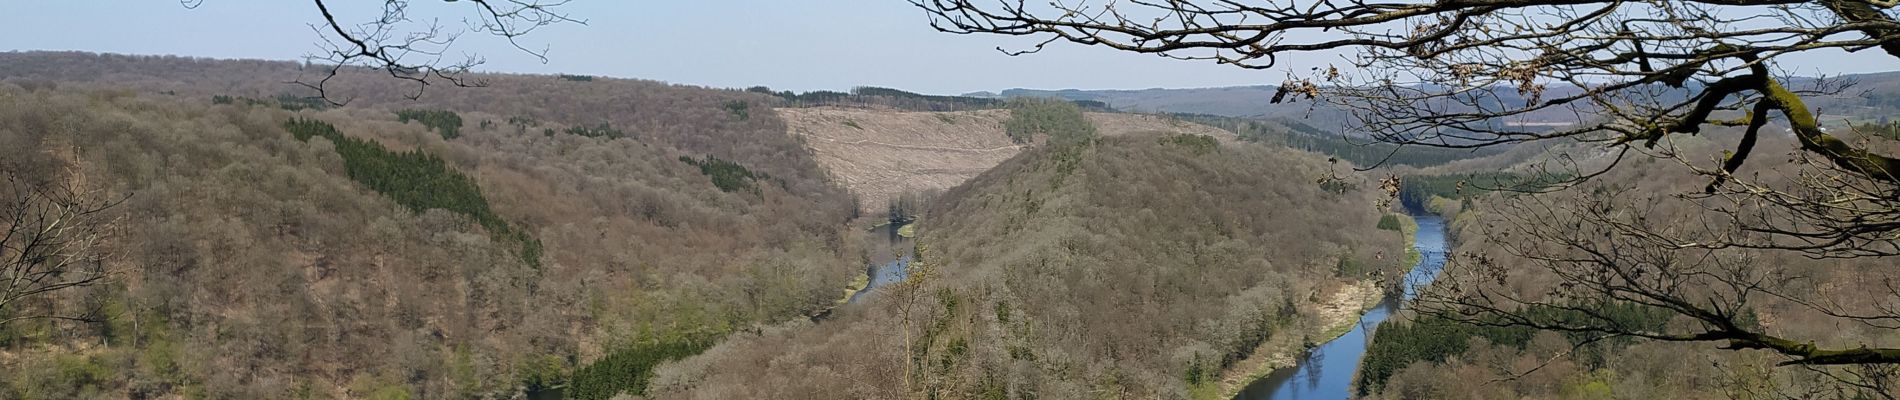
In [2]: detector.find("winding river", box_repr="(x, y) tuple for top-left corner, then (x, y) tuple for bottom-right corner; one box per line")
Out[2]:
(1234, 214), (1449, 400)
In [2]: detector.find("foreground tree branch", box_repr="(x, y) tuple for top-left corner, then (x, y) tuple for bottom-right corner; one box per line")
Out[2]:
(186, 0), (584, 104)
(0, 169), (123, 326)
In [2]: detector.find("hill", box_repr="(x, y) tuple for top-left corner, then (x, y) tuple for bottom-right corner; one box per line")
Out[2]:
(648, 133), (1409, 399)
(0, 52), (858, 399)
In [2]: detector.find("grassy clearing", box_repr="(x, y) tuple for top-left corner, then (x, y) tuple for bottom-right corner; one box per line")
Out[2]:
(1396, 213), (1421, 268)
(835, 271), (871, 306)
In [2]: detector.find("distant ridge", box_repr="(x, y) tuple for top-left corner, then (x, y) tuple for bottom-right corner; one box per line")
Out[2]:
(981, 71), (1900, 128)
(992, 86), (1282, 117)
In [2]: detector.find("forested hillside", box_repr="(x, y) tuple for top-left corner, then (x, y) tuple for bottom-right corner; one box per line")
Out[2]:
(0, 52), (843, 204)
(0, 53), (858, 399)
(1359, 130), (1900, 398)
(645, 133), (1406, 399)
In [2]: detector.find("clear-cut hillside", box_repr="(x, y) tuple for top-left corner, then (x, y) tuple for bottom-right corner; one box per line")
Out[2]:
(781, 106), (1234, 213)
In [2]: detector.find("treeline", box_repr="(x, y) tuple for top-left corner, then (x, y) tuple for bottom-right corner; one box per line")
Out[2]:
(1866, 92), (1900, 112)
(749, 85), (1007, 111)
(285, 118), (541, 267)
(1173, 113), (1508, 168)
(1004, 97), (1098, 145)
(1397, 172), (1570, 212)
(395, 109), (464, 140)
(213, 93), (329, 111)
(0, 51), (855, 210)
(1069, 98), (1113, 111)
(1850, 119), (1900, 140)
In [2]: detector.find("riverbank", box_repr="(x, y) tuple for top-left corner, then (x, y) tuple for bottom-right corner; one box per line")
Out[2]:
(1395, 212), (1422, 268)
(1216, 212), (1449, 400)
(1209, 214), (1415, 399)
(834, 272), (871, 305)
(1210, 279), (1384, 399)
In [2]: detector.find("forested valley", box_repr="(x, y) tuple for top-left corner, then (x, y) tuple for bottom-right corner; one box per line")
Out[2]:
(0, 50), (1442, 400)
(11, 4), (1900, 393)
(642, 130), (1405, 399)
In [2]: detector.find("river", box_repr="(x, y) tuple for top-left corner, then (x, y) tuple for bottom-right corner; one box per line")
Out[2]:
(847, 223), (916, 304)
(1234, 214), (1449, 400)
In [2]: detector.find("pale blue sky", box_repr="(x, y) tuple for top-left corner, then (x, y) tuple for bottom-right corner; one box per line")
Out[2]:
(5, 1), (1899, 94)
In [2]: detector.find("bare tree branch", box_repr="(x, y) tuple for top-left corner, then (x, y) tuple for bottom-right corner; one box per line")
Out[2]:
(911, 1), (1900, 258)
(0, 168), (125, 326)
(185, 0), (584, 105)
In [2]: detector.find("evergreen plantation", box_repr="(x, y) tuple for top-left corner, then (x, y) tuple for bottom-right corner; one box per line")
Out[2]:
(393, 109), (465, 140)
(284, 117), (542, 268)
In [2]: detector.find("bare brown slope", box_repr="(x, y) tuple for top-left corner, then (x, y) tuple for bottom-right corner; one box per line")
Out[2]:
(782, 106), (1236, 214)
(780, 107), (1019, 214)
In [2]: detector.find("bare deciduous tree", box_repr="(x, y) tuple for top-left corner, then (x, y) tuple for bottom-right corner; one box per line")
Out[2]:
(1, 169), (122, 325)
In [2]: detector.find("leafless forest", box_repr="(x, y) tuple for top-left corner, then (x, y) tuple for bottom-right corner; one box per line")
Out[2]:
(10, 1), (1900, 394)
(0, 52), (858, 398)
